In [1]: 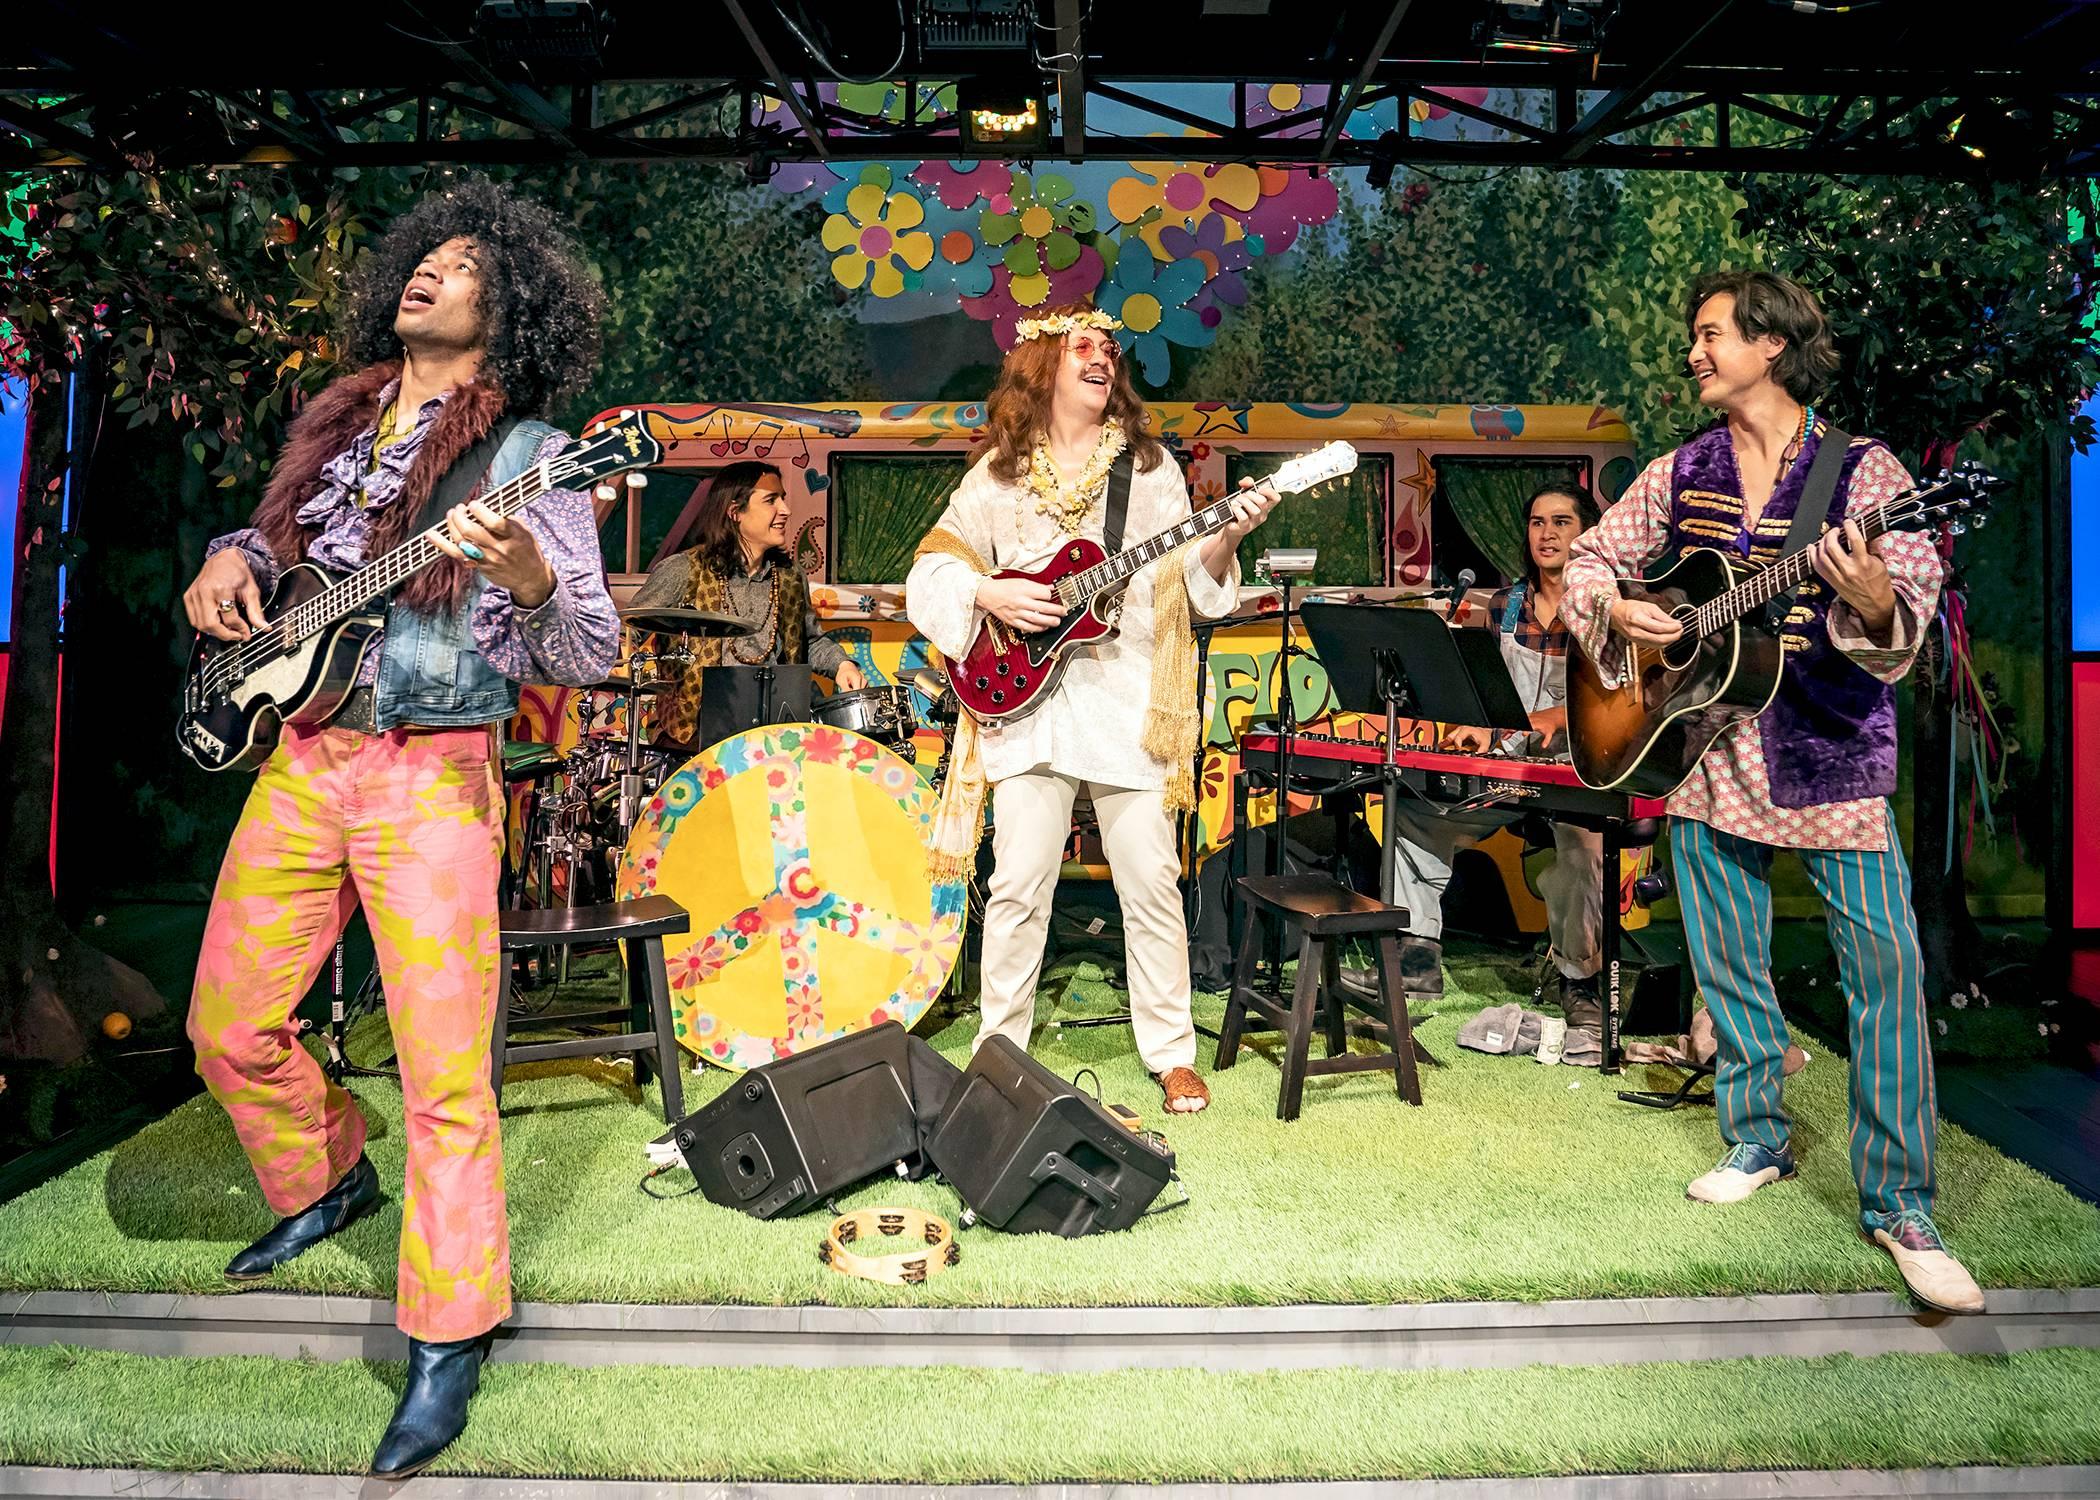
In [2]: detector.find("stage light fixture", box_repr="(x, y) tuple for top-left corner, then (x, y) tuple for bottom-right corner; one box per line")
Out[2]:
(916, 0), (1033, 53)
(474, 0), (609, 74)
(958, 76), (1049, 151)
(1474, 0), (1618, 57)
(1364, 131), (1402, 191)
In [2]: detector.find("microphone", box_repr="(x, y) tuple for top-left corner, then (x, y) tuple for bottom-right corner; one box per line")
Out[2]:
(1445, 568), (1476, 619)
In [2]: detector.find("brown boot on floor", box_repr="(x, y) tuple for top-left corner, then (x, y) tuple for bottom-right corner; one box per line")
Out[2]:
(1157, 1066), (1210, 1114)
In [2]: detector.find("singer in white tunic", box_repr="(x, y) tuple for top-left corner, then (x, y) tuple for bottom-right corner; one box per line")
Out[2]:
(906, 302), (1278, 1113)
(910, 455), (1240, 789)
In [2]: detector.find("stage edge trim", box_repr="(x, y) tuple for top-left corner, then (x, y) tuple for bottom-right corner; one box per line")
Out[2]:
(1, 1463), (2096, 1499)
(4, 1287), (2097, 1373)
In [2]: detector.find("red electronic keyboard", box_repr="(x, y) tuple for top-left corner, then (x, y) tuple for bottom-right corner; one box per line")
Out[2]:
(1232, 728), (1669, 1073)
(1238, 730), (1667, 823)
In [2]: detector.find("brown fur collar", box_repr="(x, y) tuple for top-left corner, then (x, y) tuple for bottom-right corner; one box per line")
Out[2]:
(251, 360), (510, 613)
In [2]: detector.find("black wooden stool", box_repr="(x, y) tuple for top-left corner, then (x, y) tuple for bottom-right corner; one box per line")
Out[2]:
(493, 895), (690, 1123)
(1216, 874), (1428, 1120)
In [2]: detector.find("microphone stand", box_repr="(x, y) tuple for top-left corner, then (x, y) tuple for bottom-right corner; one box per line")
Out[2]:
(1258, 548), (1317, 985)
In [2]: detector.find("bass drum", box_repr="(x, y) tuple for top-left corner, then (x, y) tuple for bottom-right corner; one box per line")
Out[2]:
(615, 722), (965, 1071)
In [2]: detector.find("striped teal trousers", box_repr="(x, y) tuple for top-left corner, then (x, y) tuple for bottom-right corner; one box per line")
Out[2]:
(1672, 810), (1935, 1224)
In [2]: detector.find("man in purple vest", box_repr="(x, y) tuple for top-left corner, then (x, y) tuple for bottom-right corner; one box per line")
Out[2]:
(1562, 270), (1981, 1314)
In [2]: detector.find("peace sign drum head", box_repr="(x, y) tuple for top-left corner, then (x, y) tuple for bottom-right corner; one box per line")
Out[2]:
(615, 723), (966, 1071)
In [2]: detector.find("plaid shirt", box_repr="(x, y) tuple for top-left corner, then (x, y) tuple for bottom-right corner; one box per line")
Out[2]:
(1486, 583), (1571, 656)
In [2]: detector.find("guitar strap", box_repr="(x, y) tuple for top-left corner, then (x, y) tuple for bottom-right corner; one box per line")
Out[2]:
(416, 416), (523, 533)
(1100, 449), (1136, 555)
(1764, 423), (1850, 631)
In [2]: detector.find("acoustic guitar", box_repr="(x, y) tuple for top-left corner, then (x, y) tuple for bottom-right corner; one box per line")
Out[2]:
(1567, 462), (2001, 799)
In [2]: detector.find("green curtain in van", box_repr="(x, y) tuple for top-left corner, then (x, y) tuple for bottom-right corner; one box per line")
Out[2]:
(831, 454), (971, 582)
(1434, 458), (1587, 582)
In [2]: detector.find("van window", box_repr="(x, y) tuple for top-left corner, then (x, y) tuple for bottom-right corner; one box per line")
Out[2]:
(1227, 451), (1390, 587)
(831, 453), (972, 582)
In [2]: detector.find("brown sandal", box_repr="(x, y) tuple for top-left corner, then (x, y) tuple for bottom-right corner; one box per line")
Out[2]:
(1156, 1066), (1210, 1114)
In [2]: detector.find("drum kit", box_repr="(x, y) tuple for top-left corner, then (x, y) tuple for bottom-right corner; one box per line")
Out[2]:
(502, 603), (965, 1068)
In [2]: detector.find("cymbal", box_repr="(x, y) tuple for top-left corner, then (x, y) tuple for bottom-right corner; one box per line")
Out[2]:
(619, 604), (753, 638)
(581, 673), (670, 696)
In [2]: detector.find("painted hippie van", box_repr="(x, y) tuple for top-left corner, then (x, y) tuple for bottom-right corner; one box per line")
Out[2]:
(523, 398), (1644, 934)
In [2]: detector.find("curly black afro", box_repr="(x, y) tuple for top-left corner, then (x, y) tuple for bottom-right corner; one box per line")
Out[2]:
(338, 175), (605, 419)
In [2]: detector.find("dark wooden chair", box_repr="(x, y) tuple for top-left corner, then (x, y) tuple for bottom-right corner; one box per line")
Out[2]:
(1216, 874), (1430, 1121)
(492, 895), (690, 1123)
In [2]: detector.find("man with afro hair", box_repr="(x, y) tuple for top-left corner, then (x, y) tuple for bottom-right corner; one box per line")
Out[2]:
(180, 177), (618, 1478)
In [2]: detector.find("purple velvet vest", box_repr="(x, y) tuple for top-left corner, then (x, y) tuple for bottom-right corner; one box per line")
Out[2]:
(1666, 423), (1899, 809)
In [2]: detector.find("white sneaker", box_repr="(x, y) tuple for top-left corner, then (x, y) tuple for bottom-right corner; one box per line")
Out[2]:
(1686, 1142), (1797, 1204)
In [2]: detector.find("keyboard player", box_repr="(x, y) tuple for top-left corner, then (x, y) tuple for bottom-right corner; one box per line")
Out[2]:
(1364, 483), (1607, 1037)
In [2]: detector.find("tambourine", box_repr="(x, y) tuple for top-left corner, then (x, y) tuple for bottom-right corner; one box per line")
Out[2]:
(818, 1208), (961, 1286)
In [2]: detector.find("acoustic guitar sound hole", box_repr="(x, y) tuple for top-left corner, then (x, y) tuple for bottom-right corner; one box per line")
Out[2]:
(1662, 609), (1702, 672)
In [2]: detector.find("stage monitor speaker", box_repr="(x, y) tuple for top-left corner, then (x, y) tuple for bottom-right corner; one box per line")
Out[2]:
(672, 1022), (957, 1218)
(926, 1036), (1175, 1237)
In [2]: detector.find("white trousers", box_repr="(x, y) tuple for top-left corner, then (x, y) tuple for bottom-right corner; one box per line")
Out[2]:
(1386, 803), (1604, 980)
(976, 771), (1196, 1073)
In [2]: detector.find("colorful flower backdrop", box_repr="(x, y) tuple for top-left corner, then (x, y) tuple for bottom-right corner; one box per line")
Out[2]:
(768, 92), (1400, 385)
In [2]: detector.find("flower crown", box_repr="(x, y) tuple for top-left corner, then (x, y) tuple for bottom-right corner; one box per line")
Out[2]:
(1014, 309), (1123, 344)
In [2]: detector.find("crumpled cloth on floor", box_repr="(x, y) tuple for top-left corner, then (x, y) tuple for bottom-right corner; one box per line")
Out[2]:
(1621, 1006), (1808, 1076)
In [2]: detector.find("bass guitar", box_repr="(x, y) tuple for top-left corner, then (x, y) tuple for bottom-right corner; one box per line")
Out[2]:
(1567, 462), (2001, 798)
(178, 413), (661, 772)
(950, 440), (1358, 723)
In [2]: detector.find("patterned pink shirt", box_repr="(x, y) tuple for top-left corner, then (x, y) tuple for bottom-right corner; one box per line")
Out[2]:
(1561, 435), (1943, 853)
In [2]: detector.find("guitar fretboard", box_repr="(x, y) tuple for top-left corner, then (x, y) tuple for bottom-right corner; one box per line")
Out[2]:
(1690, 495), (1904, 640)
(284, 456), (582, 642)
(1053, 492), (1244, 608)
(197, 450), (590, 700)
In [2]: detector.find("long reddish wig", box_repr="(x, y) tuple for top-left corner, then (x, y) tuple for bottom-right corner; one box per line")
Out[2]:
(979, 301), (1164, 484)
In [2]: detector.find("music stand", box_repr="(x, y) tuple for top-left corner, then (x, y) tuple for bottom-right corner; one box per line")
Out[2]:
(1296, 602), (1532, 906)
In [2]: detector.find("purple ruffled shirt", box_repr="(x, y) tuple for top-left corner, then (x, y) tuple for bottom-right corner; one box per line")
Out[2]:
(207, 382), (617, 688)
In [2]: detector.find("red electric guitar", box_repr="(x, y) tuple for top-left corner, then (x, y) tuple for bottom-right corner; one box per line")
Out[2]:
(950, 441), (1357, 723)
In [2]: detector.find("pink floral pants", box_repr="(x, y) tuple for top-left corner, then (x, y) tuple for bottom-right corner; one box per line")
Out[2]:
(186, 723), (510, 1341)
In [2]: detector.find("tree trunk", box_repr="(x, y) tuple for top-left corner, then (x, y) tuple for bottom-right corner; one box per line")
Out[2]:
(0, 367), (164, 1065)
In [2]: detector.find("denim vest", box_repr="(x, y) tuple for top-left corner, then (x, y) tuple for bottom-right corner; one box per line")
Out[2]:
(372, 420), (559, 731)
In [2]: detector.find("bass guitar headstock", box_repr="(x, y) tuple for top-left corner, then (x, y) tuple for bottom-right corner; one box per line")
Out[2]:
(574, 409), (666, 502)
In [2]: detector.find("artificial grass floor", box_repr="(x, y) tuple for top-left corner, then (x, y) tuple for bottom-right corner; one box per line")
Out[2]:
(0, 944), (2096, 1309)
(3, 1344), (2099, 1482)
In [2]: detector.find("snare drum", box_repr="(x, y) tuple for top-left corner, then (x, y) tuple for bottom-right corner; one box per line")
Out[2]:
(811, 684), (917, 748)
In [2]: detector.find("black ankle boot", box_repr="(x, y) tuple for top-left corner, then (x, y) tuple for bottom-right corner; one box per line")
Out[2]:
(369, 1331), (495, 1480)
(224, 1154), (381, 1282)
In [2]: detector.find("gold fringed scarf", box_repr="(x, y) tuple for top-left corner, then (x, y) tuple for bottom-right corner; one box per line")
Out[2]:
(912, 524), (1202, 883)
(916, 527), (994, 882)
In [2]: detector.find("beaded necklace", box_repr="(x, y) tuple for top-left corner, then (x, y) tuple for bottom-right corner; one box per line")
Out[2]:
(1021, 418), (1127, 536)
(727, 562), (783, 664)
